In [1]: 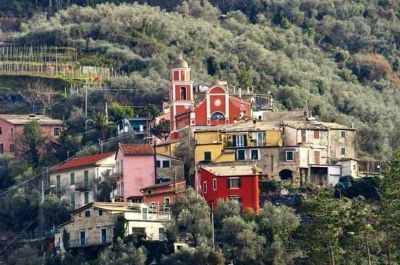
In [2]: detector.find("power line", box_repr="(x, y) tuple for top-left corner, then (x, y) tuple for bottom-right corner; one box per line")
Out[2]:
(0, 131), (141, 197)
(0, 216), (38, 254)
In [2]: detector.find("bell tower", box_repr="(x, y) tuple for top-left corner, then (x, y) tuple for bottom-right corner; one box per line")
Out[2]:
(170, 54), (194, 133)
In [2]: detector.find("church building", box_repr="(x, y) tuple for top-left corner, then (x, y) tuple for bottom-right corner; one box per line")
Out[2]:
(169, 54), (251, 139)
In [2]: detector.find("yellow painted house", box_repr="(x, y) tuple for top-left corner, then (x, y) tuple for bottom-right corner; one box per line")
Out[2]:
(155, 140), (180, 157)
(194, 121), (282, 167)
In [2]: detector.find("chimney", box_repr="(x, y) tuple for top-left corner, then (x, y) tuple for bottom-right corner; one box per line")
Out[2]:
(252, 162), (258, 174)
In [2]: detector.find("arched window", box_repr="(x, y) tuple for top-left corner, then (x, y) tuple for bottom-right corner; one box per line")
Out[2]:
(279, 169), (293, 183)
(211, 112), (225, 120)
(180, 87), (187, 100)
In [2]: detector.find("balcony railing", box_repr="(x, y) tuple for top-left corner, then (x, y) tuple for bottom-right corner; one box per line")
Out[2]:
(69, 237), (112, 248)
(74, 181), (94, 191)
(111, 168), (123, 178)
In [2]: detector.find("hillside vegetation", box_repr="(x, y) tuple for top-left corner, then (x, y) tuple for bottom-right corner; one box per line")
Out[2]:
(6, 0), (400, 158)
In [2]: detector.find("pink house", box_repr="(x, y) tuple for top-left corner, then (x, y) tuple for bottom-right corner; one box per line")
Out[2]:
(0, 114), (63, 156)
(113, 143), (156, 202)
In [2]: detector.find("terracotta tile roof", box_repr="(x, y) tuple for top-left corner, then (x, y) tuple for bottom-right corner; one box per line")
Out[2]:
(141, 180), (186, 190)
(51, 152), (115, 172)
(119, 143), (154, 156)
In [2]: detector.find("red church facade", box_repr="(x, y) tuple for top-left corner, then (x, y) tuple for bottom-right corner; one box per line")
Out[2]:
(198, 165), (260, 214)
(169, 55), (251, 138)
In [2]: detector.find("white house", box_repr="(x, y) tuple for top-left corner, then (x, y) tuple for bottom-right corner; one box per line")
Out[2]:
(49, 152), (116, 209)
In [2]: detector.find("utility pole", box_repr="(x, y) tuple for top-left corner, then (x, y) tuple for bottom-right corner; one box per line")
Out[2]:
(41, 180), (45, 203)
(211, 212), (215, 250)
(85, 85), (88, 131)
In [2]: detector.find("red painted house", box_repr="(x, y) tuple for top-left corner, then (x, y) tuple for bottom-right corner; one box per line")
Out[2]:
(198, 165), (260, 214)
(169, 54), (251, 139)
(140, 180), (186, 209)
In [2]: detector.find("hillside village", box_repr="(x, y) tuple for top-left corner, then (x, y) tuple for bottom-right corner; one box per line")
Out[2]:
(1, 1), (400, 265)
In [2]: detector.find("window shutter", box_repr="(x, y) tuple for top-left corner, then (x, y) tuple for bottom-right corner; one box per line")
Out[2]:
(227, 179), (230, 188)
(238, 178), (241, 188)
(244, 135), (248, 146)
(232, 135), (236, 147)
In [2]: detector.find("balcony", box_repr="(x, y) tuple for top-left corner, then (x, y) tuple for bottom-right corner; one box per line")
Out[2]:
(69, 237), (112, 248)
(110, 168), (123, 178)
(74, 181), (94, 191)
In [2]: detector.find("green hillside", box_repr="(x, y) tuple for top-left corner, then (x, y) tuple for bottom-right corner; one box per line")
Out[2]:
(5, 1), (400, 158)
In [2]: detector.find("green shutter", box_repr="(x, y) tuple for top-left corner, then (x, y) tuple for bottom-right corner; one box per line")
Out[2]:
(204, 152), (211, 161)
(70, 173), (75, 185)
(84, 170), (89, 186)
(56, 175), (61, 191)
(70, 193), (75, 208)
(244, 135), (248, 146)
(84, 192), (89, 204)
(232, 135), (236, 147)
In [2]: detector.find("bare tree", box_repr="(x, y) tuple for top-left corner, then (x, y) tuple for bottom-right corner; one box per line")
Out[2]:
(23, 81), (57, 115)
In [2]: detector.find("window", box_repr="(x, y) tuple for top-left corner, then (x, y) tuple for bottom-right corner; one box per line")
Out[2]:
(146, 190), (152, 195)
(80, 231), (86, 246)
(159, 227), (166, 240)
(212, 179), (217, 190)
(156, 160), (161, 168)
(341, 148), (346, 155)
(56, 175), (61, 191)
(250, 149), (259, 160)
(84, 170), (89, 187)
(228, 177), (241, 189)
(70, 173), (75, 185)
(233, 134), (247, 147)
(162, 160), (170, 168)
(229, 196), (242, 207)
(101, 228), (107, 244)
(203, 181), (207, 193)
(236, 149), (246, 161)
(0, 144), (3, 154)
(341, 131), (346, 138)
(10, 128), (14, 137)
(204, 151), (211, 162)
(70, 193), (75, 209)
(84, 210), (91, 217)
(0, 127), (2, 135)
(164, 197), (170, 207)
(285, 151), (294, 161)
(180, 87), (187, 100)
(84, 191), (89, 204)
(54, 127), (61, 136)
(142, 207), (148, 220)
(314, 151), (320, 164)
(9, 144), (15, 152)
(253, 132), (264, 146)
(132, 227), (145, 235)
(301, 129), (306, 143)
(314, 130), (320, 139)
(150, 202), (156, 209)
(98, 209), (103, 216)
